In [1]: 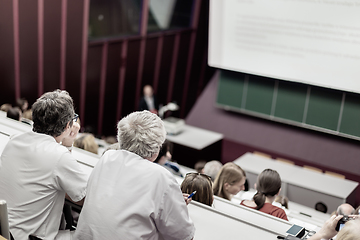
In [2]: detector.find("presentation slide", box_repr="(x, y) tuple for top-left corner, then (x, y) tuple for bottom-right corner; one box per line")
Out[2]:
(209, 0), (360, 93)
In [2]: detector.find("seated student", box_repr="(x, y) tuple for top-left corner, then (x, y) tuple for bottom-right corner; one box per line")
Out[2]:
(0, 90), (87, 240)
(274, 195), (289, 209)
(240, 169), (288, 220)
(74, 111), (195, 240)
(181, 172), (214, 206)
(74, 133), (98, 154)
(0, 103), (12, 112)
(194, 160), (206, 174)
(154, 140), (183, 177)
(213, 162), (246, 201)
(204, 160), (223, 181)
(6, 106), (21, 121)
(307, 215), (360, 240)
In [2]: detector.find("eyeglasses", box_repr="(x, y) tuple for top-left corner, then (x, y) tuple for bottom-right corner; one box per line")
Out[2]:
(72, 113), (79, 122)
(185, 172), (212, 183)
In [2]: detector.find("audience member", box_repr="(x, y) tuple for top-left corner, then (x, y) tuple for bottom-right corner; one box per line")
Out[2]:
(337, 203), (355, 216)
(213, 162), (246, 201)
(138, 85), (159, 114)
(274, 195), (289, 209)
(315, 201), (328, 213)
(335, 218), (360, 240)
(74, 133), (98, 154)
(0, 90), (87, 240)
(16, 97), (28, 112)
(204, 160), (223, 181)
(6, 107), (21, 121)
(154, 140), (183, 177)
(74, 111), (195, 240)
(21, 109), (33, 126)
(240, 169), (288, 220)
(355, 205), (360, 215)
(0, 103), (12, 112)
(181, 172), (214, 206)
(194, 160), (206, 174)
(307, 215), (360, 240)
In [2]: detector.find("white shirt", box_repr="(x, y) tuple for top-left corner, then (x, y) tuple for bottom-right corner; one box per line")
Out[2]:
(0, 131), (88, 240)
(74, 150), (195, 240)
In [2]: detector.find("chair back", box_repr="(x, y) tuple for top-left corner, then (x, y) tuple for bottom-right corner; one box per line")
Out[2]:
(0, 200), (10, 240)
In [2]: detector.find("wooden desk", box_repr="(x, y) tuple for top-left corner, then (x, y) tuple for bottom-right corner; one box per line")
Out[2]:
(234, 152), (359, 212)
(166, 124), (223, 168)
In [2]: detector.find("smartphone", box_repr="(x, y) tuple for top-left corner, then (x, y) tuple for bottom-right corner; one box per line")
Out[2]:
(286, 224), (305, 238)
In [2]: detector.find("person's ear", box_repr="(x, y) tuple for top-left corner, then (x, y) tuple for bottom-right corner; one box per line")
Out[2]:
(277, 188), (281, 196)
(224, 183), (229, 191)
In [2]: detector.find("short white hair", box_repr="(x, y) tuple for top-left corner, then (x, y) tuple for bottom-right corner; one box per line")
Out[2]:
(204, 160), (223, 181)
(117, 111), (166, 159)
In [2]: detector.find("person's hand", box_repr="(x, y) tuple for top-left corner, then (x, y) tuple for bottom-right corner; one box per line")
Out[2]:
(183, 193), (192, 205)
(62, 122), (80, 147)
(309, 215), (343, 240)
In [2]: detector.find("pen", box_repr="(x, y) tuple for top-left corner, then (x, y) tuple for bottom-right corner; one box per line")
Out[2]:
(187, 191), (196, 199)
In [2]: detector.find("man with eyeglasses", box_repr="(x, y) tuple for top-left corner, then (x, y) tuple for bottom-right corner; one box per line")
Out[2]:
(0, 90), (88, 240)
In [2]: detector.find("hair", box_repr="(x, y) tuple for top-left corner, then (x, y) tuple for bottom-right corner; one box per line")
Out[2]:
(275, 195), (289, 209)
(32, 90), (75, 137)
(74, 133), (98, 154)
(213, 162), (246, 201)
(0, 103), (12, 112)
(22, 109), (33, 120)
(154, 140), (173, 163)
(253, 169), (282, 210)
(354, 205), (360, 215)
(194, 160), (206, 173)
(7, 107), (21, 121)
(204, 160), (223, 181)
(336, 218), (360, 240)
(181, 173), (214, 206)
(315, 202), (328, 213)
(117, 110), (166, 159)
(16, 97), (28, 112)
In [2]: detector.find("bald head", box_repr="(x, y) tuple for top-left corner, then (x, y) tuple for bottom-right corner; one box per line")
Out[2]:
(337, 203), (355, 216)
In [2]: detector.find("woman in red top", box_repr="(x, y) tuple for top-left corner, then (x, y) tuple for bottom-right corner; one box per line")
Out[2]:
(240, 169), (288, 220)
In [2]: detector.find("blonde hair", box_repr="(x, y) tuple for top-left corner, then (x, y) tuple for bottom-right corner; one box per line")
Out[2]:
(213, 162), (245, 200)
(74, 133), (98, 154)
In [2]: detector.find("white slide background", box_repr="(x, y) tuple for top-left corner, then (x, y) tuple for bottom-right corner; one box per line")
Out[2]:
(209, 0), (360, 93)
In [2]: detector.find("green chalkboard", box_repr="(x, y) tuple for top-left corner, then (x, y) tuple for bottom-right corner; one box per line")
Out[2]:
(305, 87), (343, 131)
(274, 81), (307, 122)
(340, 93), (360, 137)
(217, 71), (245, 109)
(245, 76), (274, 115)
(216, 69), (360, 140)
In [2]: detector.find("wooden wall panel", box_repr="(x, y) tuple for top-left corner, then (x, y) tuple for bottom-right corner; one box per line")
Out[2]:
(156, 35), (174, 108)
(0, 0), (15, 105)
(84, 45), (102, 133)
(102, 42), (122, 136)
(18, 0), (38, 104)
(142, 37), (158, 88)
(43, 0), (62, 92)
(65, 0), (84, 110)
(122, 40), (140, 117)
(172, 32), (191, 118)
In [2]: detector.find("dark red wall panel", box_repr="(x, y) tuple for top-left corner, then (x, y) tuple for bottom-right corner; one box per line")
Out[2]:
(65, 0), (84, 109)
(122, 40), (140, 117)
(102, 42), (122, 136)
(0, 0), (16, 105)
(18, 0), (38, 104)
(43, 0), (62, 92)
(84, 45), (102, 133)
